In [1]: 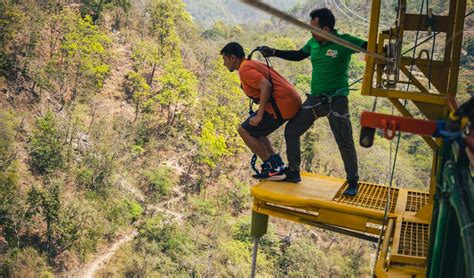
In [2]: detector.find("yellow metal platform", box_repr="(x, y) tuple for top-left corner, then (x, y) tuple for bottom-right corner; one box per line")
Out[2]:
(251, 172), (431, 277)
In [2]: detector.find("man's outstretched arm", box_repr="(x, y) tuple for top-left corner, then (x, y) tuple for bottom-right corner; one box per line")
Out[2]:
(261, 46), (310, 61)
(274, 49), (310, 61)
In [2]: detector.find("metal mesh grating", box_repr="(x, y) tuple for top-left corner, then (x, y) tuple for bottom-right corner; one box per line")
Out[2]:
(398, 221), (429, 257)
(333, 182), (399, 213)
(405, 191), (429, 212)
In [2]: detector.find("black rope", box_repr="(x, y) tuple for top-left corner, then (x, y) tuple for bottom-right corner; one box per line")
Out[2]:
(251, 154), (259, 175)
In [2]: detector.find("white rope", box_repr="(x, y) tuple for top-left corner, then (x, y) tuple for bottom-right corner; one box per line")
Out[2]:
(460, 222), (474, 235)
(331, 0), (370, 27)
(337, 0), (390, 29)
(240, 0), (392, 62)
(338, 0), (369, 23)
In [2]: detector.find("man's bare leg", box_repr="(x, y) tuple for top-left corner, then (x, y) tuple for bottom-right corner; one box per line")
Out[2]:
(238, 126), (271, 161)
(259, 136), (276, 157)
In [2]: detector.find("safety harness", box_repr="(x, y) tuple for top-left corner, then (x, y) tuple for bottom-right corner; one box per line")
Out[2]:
(245, 46), (285, 124)
(301, 89), (352, 120)
(245, 47), (284, 174)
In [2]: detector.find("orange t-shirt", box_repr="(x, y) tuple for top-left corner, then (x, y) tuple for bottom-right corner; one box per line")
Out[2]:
(239, 60), (302, 120)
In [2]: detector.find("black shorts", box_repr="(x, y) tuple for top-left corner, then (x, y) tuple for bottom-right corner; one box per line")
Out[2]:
(241, 112), (285, 138)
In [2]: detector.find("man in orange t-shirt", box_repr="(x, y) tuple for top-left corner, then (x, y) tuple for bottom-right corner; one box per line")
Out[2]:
(220, 42), (302, 180)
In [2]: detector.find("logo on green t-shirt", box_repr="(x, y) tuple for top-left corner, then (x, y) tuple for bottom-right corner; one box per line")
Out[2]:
(325, 49), (338, 58)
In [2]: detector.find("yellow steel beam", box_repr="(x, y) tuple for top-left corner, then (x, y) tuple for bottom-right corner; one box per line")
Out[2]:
(252, 193), (397, 224)
(370, 88), (447, 105)
(447, 0), (467, 98)
(375, 218), (395, 276)
(376, 264), (426, 278)
(361, 0), (381, 96)
(403, 14), (450, 32)
(411, 102), (445, 121)
(399, 66), (430, 93)
(390, 254), (426, 265)
(253, 203), (383, 235)
(443, 1), (457, 64)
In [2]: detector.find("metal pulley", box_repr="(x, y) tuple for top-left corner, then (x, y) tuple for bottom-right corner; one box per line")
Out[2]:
(383, 36), (401, 88)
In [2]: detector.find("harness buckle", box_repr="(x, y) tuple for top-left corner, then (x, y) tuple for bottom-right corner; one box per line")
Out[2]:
(320, 94), (330, 104)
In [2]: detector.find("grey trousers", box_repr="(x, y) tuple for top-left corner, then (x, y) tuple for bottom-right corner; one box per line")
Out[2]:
(284, 95), (359, 182)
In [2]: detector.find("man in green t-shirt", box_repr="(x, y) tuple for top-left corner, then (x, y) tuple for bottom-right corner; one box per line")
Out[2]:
(262, 8), (366, 196)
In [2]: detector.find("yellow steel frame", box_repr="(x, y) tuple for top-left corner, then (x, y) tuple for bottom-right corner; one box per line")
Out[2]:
(250, 1), (467, 277)
(252, 173), (432, 277)
(362, 0), (467, 276)
(363, 0), (467, 199)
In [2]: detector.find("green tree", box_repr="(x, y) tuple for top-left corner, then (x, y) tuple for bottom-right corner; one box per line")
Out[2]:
(148, 0), (191, 58)
(0, 3), (24, 80)
(196, 58), (244, 155)
(202, 21), (230, 39)
(27, 185), (60, 257)
(108, 198), (144, 225)
(153, 58), (198, 126)
(27, 184), (80, 259)
(130, 40), (161, 86)
(42, 12), (110, 104)
(125, 70), (151, 119)
(80, 0), (132, 24)
(80, 0), (106, 22)
(30, 112), (64, 175)
(3, 247), (52, 278)
(196, 121), (231, 169)
(0, 3), (42, 84)
(0, 111), (25, 249)
(131, 216), (195, 275)
(76, 146), (116, 193)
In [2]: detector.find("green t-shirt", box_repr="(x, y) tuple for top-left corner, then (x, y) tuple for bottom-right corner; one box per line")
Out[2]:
(302, 31), (366, 97)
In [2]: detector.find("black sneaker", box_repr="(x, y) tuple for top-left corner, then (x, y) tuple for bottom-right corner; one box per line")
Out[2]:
(283, 168), (301, 183)
(252, 162), (286, 181)
(343, 180), (358, 196)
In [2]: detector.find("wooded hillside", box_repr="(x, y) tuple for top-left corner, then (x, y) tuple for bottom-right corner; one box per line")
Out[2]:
(0, 0), (472, 276)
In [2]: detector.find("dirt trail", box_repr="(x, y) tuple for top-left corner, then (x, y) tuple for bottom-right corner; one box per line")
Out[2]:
(78, 230), (138, 278)
(71, 192), (185, 278)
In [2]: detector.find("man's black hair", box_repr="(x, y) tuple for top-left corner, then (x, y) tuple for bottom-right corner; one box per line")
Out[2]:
(310, 8), (336, 31)
(220, 42), (245, 59)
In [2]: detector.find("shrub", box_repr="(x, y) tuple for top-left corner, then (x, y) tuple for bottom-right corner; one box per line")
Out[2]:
(108, 198), (144, 225)
(2, 247), (51, 277)
(190, 196), (216, 216)
(217, 181), (250, 215)
(277, 237), (326, 277)
(144, 167), (174, 200)
(137, 216), (193, 261)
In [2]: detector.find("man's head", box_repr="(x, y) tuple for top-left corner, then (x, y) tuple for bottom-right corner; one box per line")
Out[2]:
(309, 8), (335, 42)
(220, 42), (245, 72)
